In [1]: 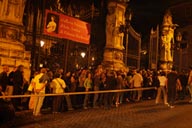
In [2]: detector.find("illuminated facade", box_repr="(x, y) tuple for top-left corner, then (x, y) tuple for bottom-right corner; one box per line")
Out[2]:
(0, 0), (31, 80)
(0, 0), (142, 77)
(149, 1), (192, 72)
(169, 1), (192, 72)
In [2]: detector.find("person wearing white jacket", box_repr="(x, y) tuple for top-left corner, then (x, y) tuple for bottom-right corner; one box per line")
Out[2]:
(155, 71), (168, 105)
(33, 68), (48, 116)
(130, 70), (143, 101)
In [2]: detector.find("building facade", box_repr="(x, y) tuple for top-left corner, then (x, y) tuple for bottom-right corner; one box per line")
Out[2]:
(149, 1), (192, 72)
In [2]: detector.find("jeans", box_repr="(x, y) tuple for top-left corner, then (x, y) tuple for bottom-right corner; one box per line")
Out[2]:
(93, 86), (99, 107)
(155, 86), (167, 104)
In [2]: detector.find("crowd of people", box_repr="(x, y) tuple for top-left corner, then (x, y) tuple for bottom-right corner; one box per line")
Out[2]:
(0, 64), (192, 122)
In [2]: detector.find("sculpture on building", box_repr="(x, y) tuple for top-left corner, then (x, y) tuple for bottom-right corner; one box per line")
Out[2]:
(160, 30), (173, 62)
(160, 10), (177, 70)
(46, 15), (57, 33)
(106, 2), (124, 50)
(160, 10), (174, 62)
(0, 0), (26, 24)
(103, 1), (126, 71)
(106, 2), (116, 48)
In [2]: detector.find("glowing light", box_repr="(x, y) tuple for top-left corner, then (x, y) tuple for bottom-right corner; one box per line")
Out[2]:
(81, 52), (86, 58)
(40, 40), (45, 47)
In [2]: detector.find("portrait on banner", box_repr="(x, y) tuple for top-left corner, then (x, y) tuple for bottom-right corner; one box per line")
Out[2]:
(46, 13), (59, 33)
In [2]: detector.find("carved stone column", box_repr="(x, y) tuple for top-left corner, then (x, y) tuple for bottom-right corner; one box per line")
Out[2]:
(160, 10), (177, 71)
(102, 1), (126, 71)
(0, 0), (31, 80)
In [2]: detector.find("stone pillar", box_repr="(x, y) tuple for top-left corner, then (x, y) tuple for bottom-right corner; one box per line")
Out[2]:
(159, 10), (177, 71)
(0, 0), (31, 81)
(102, 1), (126, 71)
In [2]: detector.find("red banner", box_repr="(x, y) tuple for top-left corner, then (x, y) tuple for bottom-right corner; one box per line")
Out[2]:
(43, 10), (91, 44)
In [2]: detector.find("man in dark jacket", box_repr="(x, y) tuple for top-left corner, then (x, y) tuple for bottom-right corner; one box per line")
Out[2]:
(12, 65), (24, 110)
(0, 65), (9, 92)
(103, 71), (117, 109)
(167, 67), (182, 108)
(0, 85), (15, 123)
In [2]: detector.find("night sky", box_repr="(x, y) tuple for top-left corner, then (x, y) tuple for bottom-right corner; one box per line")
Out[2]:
(61, 0), (170, 38)
(129, 0), (169, 38)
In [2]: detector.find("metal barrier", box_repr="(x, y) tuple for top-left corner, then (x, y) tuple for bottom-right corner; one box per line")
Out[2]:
(0, 87), (157, 99)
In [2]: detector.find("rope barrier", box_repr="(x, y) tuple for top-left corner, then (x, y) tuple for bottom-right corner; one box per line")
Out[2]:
(0, 87), (157, 99)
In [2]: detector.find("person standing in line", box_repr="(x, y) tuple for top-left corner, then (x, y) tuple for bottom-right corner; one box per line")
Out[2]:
(0, 85), (15, 123)
(42, 70), (53, 109)
(69, 72), (77, 108)
(124, 71), (133, 102)
(28, 71), (39, 110)
(76, 69), (87, 108)
(155, 71), (168, 105)
(142, 71), (153, 100)
(178, 71), (188, 100)
(130, 69), (143, 101)
(0, 65), (9, 92)
(50, 73), (66, 113)
(167, 67), (182, 108)
(63, 71), (71, 92)
(5, 66), (16, 101)
(61, 72), (74, 111)
(187, 66), (192, 103)
(103, 71), (117, 109)
(98, 72), (106, 107)
(83, 72), (92, 109)
(12, 65), (24, 111)
(93, 70), (101, 108)
(62, 71), (74, 111)
(33, 68), (48, 116)
(115, 71), (125, 107)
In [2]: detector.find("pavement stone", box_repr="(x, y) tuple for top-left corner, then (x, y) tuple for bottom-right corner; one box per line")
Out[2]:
(1, 99), (192, 128)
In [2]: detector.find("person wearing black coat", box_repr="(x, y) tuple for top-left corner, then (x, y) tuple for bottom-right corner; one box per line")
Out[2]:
(12, 65), (24, 110)
(0, 86), (15, 123)
(103, 71), (117, 109)
(0, 65), (9, 92)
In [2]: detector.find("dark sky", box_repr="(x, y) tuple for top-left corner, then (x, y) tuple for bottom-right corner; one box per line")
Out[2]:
(129, 0), (169, 38)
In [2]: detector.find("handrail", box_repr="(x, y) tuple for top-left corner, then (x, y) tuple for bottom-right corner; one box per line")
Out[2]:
(0, 87), (157, 99)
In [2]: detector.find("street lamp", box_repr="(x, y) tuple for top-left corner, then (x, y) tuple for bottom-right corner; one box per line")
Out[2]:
(91, 57), (95, 61)
(40, 40), (45, 47)
(140, 50), (147, 69)
(79, 52), (86, 69)
(81, 52), (86, 58)
(176, 32), (182, 72)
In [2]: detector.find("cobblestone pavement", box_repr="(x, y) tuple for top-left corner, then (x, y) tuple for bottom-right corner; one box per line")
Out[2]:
(1, 99), (192, 128)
